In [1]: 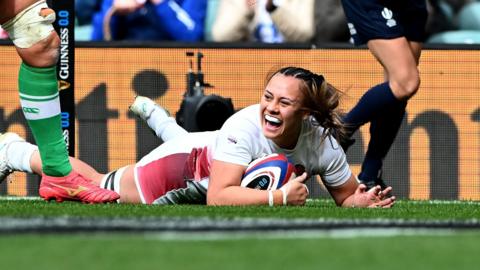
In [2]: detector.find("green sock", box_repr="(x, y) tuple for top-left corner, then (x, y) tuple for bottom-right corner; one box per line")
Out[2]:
(18, 62), (72, 177)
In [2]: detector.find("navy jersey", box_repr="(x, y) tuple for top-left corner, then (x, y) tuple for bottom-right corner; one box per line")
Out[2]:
(341, 0), (428, 45)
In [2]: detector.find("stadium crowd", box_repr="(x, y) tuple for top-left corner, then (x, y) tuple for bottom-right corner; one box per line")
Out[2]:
(1, 0), (479, 44)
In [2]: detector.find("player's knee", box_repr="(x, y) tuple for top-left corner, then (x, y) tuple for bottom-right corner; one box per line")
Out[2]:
(390, 71), (420, 100)
(17, 31), (60, 67)
(2, 2), (59, 67)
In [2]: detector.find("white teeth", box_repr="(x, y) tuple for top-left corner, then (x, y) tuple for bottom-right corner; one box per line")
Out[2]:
(265, 115), (281, 124)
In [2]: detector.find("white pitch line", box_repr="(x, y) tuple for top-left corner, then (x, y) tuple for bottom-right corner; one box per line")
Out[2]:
(0, 196), (42, 201)
(144, 228), (462, 242)
(404, 200), (480, 205)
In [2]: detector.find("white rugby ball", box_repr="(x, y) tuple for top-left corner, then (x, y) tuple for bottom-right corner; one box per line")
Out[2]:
(240, 153), (296, 190)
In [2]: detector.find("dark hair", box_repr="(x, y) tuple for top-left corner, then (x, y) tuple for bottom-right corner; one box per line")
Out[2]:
(268, 66), (347, 142)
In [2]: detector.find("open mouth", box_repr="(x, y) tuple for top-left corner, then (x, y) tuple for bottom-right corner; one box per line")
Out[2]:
(264, 114), (282, 128)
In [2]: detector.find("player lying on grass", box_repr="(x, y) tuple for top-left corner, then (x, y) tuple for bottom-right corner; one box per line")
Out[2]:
(0, 66), (395, 207)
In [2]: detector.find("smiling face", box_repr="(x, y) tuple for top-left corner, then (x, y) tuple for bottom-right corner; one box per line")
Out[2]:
(260, 73), (308, 149)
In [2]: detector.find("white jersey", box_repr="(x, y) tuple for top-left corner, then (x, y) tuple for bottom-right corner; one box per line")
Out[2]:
(146, 104), (351, 204)
(213, 104), (351, 187)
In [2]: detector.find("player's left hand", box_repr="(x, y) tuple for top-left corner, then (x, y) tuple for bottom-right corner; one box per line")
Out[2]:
(354, 184), (396, 208)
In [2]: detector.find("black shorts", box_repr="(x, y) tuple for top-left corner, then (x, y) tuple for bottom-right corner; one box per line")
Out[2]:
(341, 0), (428, 45)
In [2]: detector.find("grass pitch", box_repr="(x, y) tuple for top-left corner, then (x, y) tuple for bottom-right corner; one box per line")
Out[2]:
(1, 198), (480, 270)
(1, 198), (479, 220)
(2, 232), (480, 270)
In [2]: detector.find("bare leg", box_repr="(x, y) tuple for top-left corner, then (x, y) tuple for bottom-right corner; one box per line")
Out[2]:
(29, 150), (142, 203)
(29, 150), (104, 183)
(0, 0), (40, 24)
(118, 166), (142, 203)
(346, 37), (423, 188)
(367, 37), (421, 99)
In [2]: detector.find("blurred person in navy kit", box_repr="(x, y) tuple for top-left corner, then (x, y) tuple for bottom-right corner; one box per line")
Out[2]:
(91, 0), (207, 41)
(76, 0), (102, 26)
(340, 0), (428, 190)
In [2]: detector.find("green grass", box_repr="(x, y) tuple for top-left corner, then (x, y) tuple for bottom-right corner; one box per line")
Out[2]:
(2, 233), (480, 270)
(2, 198), (480, 270)
(1, 198), (479, 220)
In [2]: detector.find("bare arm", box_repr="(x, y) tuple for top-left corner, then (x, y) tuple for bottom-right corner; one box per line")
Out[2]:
(207, 159), (276, 205)
(207, 159), (309, 206)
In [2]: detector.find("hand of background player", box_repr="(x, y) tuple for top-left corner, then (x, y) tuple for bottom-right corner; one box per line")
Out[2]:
(113, 0), (146, 15)
(245, 0), (257, 10)
(279, 172), (309, 206)
(353, 184), (396, 208)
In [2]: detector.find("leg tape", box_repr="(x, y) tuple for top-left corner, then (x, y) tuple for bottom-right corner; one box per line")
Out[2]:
(100, 166), (127, 194)
(2, 0), (55, 48)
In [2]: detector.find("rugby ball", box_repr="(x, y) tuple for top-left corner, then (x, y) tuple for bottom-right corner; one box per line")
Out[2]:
(240, 153), (296, 190)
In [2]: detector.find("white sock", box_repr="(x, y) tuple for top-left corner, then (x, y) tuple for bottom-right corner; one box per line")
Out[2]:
(147, 108), (187, 142)
(7, 141), (37, 173)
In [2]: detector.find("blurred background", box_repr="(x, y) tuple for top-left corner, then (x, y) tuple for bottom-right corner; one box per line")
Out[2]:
(0, 0), (478, 44)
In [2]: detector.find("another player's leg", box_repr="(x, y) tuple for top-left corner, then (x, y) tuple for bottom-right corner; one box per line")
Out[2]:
(345, 38), (420, 188)
(339, 0), (427, 189)
(0, 132), (120, 203)
(341, 38), (418, 136)
(130, 96), (188, 141)
(357, 100), (406, 190)
(341, 80), (404, 148)
(1, 0), (118, 203)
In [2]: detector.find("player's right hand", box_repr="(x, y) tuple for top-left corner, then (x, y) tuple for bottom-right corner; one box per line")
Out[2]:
(280, 172), (309, 206)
